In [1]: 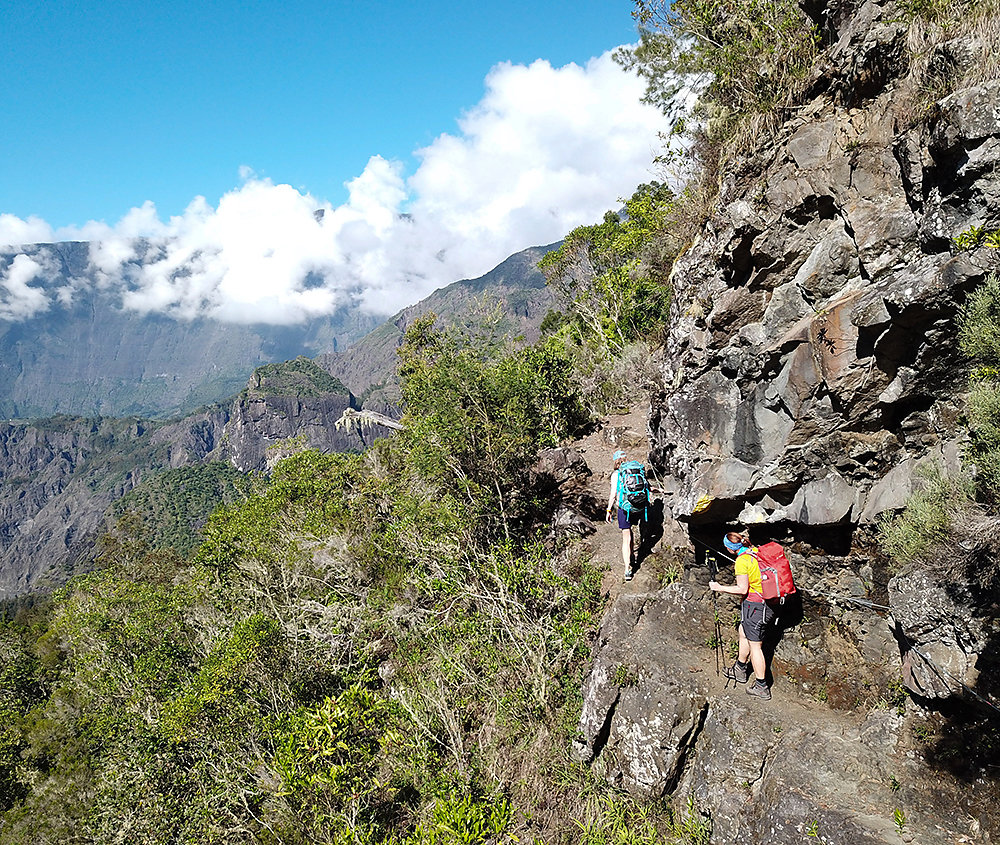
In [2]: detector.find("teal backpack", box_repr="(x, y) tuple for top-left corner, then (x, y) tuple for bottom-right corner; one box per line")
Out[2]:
(617, 461), (649, 519)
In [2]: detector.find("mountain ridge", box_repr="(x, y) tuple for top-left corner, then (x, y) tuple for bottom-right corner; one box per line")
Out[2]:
(0, 242), (559, 596)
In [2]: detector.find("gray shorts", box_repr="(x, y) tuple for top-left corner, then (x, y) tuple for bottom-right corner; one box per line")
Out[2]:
(740, 600), (776, 643)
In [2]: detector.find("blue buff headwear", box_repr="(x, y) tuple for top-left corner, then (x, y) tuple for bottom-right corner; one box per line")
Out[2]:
(612, 450), (626, 461)
(723, 536), (743, 554)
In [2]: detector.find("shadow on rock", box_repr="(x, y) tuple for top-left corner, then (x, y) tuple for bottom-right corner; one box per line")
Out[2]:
(636, 498), (664, 566)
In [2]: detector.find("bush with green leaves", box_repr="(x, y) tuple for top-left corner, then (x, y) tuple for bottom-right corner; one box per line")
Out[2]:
(615, 0), (819, 135)
(877, 465), (976, 564)
(540, 182), (674, 356)
(396, 315), (588, 538)
(959, 273), (1000, 500)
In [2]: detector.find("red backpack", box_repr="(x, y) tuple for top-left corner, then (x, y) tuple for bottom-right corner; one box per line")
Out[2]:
(752, 542), (796, 603)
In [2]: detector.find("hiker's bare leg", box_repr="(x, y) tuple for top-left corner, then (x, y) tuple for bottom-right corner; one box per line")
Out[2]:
(747, 640), (766, 681)
(737, 624), (751, 664)
(621, 527), (633, 569)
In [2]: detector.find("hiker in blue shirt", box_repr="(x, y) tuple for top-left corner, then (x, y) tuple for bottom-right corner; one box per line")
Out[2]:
(605, 450), (657, 582)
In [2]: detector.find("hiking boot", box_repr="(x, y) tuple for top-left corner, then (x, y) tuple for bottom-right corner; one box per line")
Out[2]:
(746, 679), (771, 700)
(722, 662), (750, 684)
(623, 568), (634, 582)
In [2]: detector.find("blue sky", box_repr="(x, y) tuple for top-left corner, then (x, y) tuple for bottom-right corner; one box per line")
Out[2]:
(4, 0), (643, 228)
(1, 1), (675, 322)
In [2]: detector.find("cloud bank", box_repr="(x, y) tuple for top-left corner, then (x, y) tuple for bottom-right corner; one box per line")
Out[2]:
(0, 51), (672, 324)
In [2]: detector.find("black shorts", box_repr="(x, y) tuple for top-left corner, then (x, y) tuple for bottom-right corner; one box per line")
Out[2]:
(617, 506), (642, 529)
(740, 600), (776, 642)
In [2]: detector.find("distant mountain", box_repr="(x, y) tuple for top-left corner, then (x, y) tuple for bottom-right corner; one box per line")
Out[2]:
(0, 357), (377, 598)
(0, 242), (382, 419)
(317, 242), (558, 409)
(0, 242), (558, 597)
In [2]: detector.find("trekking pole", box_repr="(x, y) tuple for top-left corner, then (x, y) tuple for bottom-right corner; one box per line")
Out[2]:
(707, 552), (722, 676)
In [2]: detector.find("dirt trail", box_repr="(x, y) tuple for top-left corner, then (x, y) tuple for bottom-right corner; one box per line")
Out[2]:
(569, 404), (668, 599)
(568, 405), (877, 713)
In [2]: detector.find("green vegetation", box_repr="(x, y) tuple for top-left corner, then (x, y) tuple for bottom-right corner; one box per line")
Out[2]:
(879, 272), (1000, 567)
(539, 183), (674, 354)
(953, 225), (1000, 253)
(112, 462), (255, 557)
(0, 315), (715, 843)
(576, 796), (711, 845)
(616, 0), (819, 132)
(893, 807), (907, 836)
(249, 356), (351, 398)
(960, 273), (1000, 499)
(877, 465), (976, 563)
(538, 183), (675, 412)
(898, 0), (993, 24)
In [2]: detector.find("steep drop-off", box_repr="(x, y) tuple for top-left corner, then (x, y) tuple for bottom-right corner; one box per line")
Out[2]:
(0, 245), (556, 597)
(0, 361), (374, 598)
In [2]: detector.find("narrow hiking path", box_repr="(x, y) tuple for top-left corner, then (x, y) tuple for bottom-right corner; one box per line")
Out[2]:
(567, 403), (899, 724)
(565, 411), (991, 844)
(568, 404), (667, 599)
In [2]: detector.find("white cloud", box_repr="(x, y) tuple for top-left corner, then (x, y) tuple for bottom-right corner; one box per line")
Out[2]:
(0, 49), (675, 323)
(0, 254), (52, 320)
(0, 215), (54, 248)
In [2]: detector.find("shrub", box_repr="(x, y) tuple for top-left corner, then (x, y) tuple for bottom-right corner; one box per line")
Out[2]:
(615, 0), (820, 134)
(397, 315), (587, 538)
(877, 465), (976, 564)
(959, 273), (1000, 500)
(539, 183), (675, 355)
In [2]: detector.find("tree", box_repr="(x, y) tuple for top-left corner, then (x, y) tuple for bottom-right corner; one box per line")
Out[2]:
(615, 0), (820, 131)
(397, 316), (586, 538)
(539, 182), (674, 353)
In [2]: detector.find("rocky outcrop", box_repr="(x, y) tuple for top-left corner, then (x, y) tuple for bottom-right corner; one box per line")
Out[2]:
(0, 374), (375, 596)
(225, 391), (374, 473)
(577, 579), (997, 844)
(645, 1), (1000, 699)
(654, 4), (1000, 531)
(577, 2), (1000, 840)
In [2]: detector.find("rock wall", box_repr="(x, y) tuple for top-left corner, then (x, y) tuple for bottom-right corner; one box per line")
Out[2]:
(655, 55), (999, 533)
(644, 0), (1000, 695)
(577, 2), (1000, 841)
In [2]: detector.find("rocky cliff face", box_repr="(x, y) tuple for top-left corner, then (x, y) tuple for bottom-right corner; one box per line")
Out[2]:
(575, 2), (1000, 841)
(654, 30), (998, 534)
(224, 367), (377, 473)
(0, 411), (227, 596)
(0, 372), (372, 597)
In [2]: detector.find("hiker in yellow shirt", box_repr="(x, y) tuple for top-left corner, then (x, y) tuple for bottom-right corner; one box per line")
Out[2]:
(708, 530), (775, 700)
